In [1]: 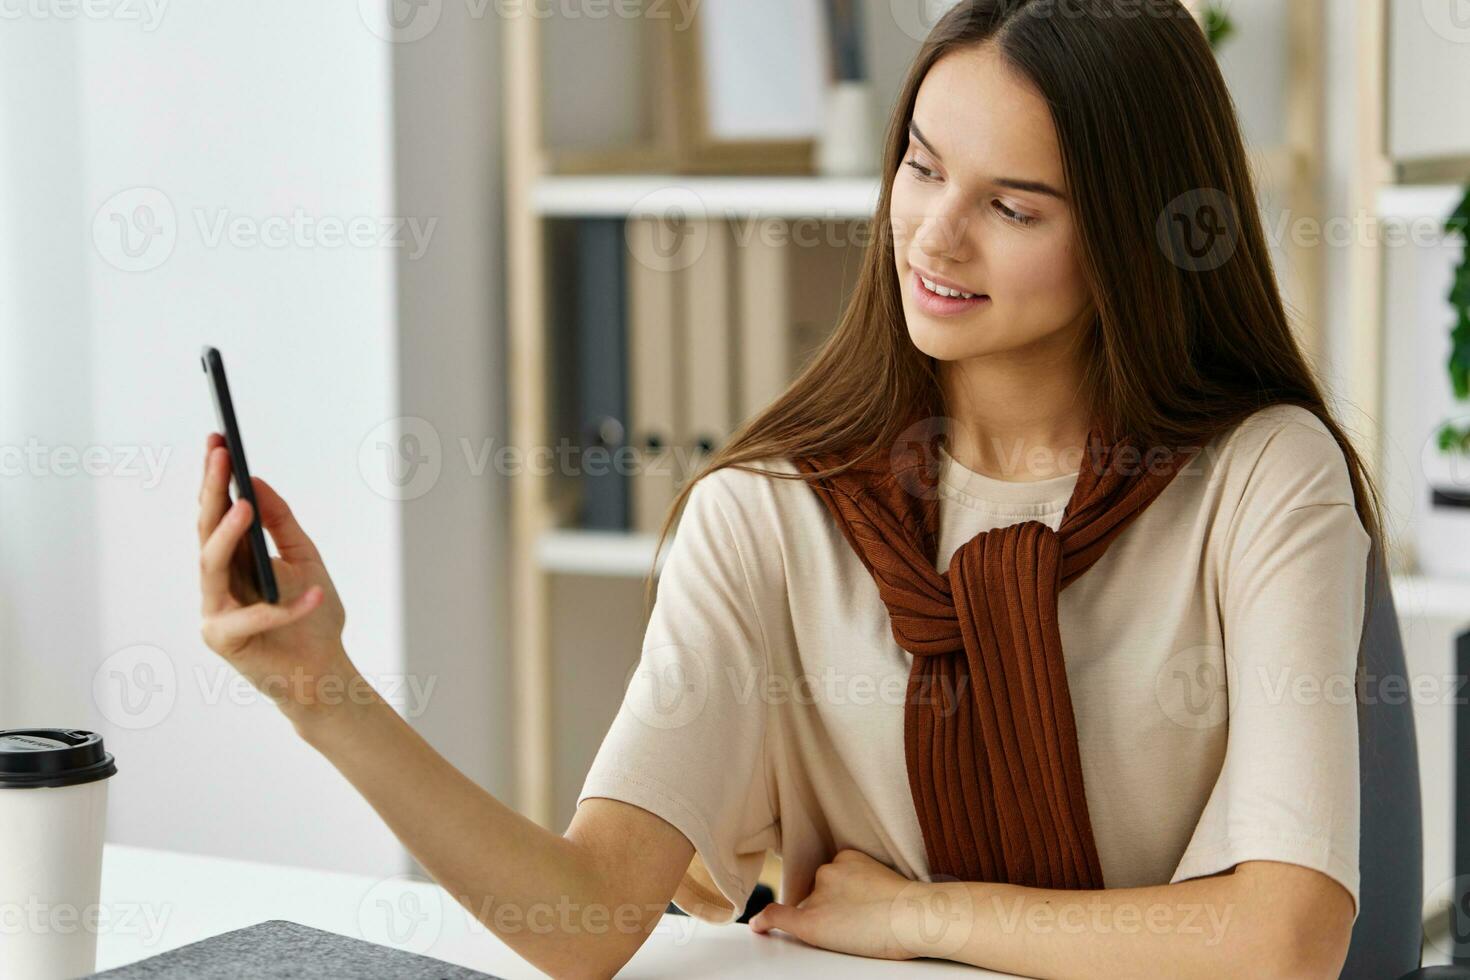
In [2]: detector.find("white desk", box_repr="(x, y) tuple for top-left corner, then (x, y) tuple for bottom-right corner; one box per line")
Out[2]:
(95, 845), (1018, 978)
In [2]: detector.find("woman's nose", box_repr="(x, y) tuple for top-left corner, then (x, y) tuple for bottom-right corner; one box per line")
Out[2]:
(914, 200), (972, 263)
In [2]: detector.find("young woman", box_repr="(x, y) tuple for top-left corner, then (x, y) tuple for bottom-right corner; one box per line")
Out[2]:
(196, 1), (1383, 976)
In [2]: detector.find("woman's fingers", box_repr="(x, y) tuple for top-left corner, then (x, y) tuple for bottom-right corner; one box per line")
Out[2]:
(200, 585), (324, 657)
(197, 439), (231, 548)
(200, 432), (225, 495)
(250, 476), (321, 563)
(200, 497), (254, 615)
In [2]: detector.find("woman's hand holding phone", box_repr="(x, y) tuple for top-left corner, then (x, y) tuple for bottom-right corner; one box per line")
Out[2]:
(196, 439), (657, 980)
(196, 431), (357, 732)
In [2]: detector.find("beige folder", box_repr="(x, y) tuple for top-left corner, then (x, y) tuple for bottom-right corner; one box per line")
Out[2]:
(679, 218), (737, 486)
(736, 218), (863, 422)
(626, 215), (683, 535)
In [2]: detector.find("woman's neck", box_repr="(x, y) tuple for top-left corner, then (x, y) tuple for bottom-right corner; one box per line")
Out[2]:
(939, 355), (1092, 483)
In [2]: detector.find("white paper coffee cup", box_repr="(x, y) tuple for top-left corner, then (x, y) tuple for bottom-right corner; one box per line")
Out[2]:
(0, 729), (117, 980)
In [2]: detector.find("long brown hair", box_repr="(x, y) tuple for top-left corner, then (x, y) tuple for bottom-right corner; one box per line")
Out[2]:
(642, 0), (1385, 619)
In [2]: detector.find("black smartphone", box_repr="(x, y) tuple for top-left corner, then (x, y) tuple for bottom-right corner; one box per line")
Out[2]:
(200, 346), (279, 604)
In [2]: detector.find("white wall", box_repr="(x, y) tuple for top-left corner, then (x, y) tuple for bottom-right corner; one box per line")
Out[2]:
(0, 18), (100, 729)
(388, 0), (513, 855)
(79, 3), (405, 876)
(0, 3), (511, 880)
(1389, 2), (1470, 162)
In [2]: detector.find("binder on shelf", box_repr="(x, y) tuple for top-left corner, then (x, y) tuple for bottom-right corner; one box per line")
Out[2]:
(679, 218), (738, 486)
(626, 215), (683, 535)
(575, 217), (631, 531)
(545, 219), (582, 526)
(736, 218), (863, 422)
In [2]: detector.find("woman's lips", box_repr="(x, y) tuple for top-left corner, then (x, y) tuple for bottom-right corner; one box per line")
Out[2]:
(911, 269), (990, 317)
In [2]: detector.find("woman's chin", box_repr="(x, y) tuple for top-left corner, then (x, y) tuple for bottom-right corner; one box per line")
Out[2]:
(905, 316), (995, 361)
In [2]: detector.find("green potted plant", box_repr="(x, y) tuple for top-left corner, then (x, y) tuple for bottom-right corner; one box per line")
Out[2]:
(1200, 2), (1236, 49)
(1185, 1), (1236, 50)
(1434, 187), (1470, 459)
(1421, 184), (1470, 577)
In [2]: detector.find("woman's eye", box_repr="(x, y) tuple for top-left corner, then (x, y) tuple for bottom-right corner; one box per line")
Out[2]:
(904, 159), (937, 181)
(993, 200), (1036, 227)
(903, 158), (1037, 228)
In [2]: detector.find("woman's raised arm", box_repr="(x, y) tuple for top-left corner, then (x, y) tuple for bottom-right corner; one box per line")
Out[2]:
(196, 432), (694, 979)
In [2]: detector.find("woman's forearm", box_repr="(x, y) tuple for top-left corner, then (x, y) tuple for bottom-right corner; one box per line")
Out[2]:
(914, 865), (1347, 979)
(192, 447), (657, 975)
(288, 658), (656, 979)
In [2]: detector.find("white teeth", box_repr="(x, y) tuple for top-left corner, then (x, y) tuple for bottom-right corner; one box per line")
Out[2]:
(920, 275), (978, 300)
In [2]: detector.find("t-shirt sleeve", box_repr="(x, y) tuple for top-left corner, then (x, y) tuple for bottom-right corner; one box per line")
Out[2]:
(575, 470), (778, 925)
(1170, 416), (1371, 922)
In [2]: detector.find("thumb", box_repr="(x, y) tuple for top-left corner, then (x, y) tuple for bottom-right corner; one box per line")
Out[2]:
(250, 476), (321, 563)
(749, 902), (802, 936)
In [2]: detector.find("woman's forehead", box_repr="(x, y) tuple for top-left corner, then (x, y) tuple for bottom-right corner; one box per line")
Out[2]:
(912, 47), (1064, 187)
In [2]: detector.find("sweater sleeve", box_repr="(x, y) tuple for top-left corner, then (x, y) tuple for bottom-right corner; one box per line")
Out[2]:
(576, 470), (778, 925)
(1169, 416), (1371, 922)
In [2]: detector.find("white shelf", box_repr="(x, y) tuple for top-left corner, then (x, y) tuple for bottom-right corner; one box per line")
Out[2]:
(536, 531), (1470, 626)
(532, 174), (883, 219)
(1391, 573), (1470, 624)
(1375, 184), (1465, 220)
(536, 528), (667, 577)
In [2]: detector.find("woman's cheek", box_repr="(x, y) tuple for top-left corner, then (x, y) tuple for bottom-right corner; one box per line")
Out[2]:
(1006, 232), (1074, 295)
(888, 204), (917, 253)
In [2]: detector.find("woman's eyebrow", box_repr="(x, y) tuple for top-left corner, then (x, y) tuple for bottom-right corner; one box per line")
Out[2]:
(908, 120), (1069, 202)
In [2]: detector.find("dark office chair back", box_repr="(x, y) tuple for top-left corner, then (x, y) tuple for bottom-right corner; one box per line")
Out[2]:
(1342, 546), (1424, 979)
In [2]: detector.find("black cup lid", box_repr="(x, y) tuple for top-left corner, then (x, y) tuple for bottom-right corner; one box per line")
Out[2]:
(0, 729), (117, 789)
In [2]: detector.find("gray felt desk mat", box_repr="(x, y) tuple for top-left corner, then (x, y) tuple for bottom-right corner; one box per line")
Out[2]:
(84, 918), (504, 979)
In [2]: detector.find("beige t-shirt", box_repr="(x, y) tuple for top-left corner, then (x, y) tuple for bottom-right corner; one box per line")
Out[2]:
(577, 403), (1371, 925)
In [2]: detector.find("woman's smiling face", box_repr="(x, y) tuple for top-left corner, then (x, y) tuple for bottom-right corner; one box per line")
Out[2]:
(891, 43), (1095, 363)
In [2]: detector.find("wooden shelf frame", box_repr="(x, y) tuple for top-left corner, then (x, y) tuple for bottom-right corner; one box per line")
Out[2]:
(504, 8), (556, 828)
(1349, 0), (1394, 501)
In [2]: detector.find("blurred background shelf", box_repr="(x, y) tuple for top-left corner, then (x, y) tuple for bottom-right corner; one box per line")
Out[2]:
(535, 150), (1311, 218)
(536, 528), (666, 577)
(1376, 184), (1469, 219)
(1391, 575), (1470, 625)
(536, 523), (1470, 628)
(533, 174), (883, 219)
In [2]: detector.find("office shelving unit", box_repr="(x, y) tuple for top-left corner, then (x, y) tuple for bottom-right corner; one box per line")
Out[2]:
(501, 4), (1334, 839)
(1351, 0), (1470, 571)
(1351, 4), (1470, 960)
(501, 12), (895, 842)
